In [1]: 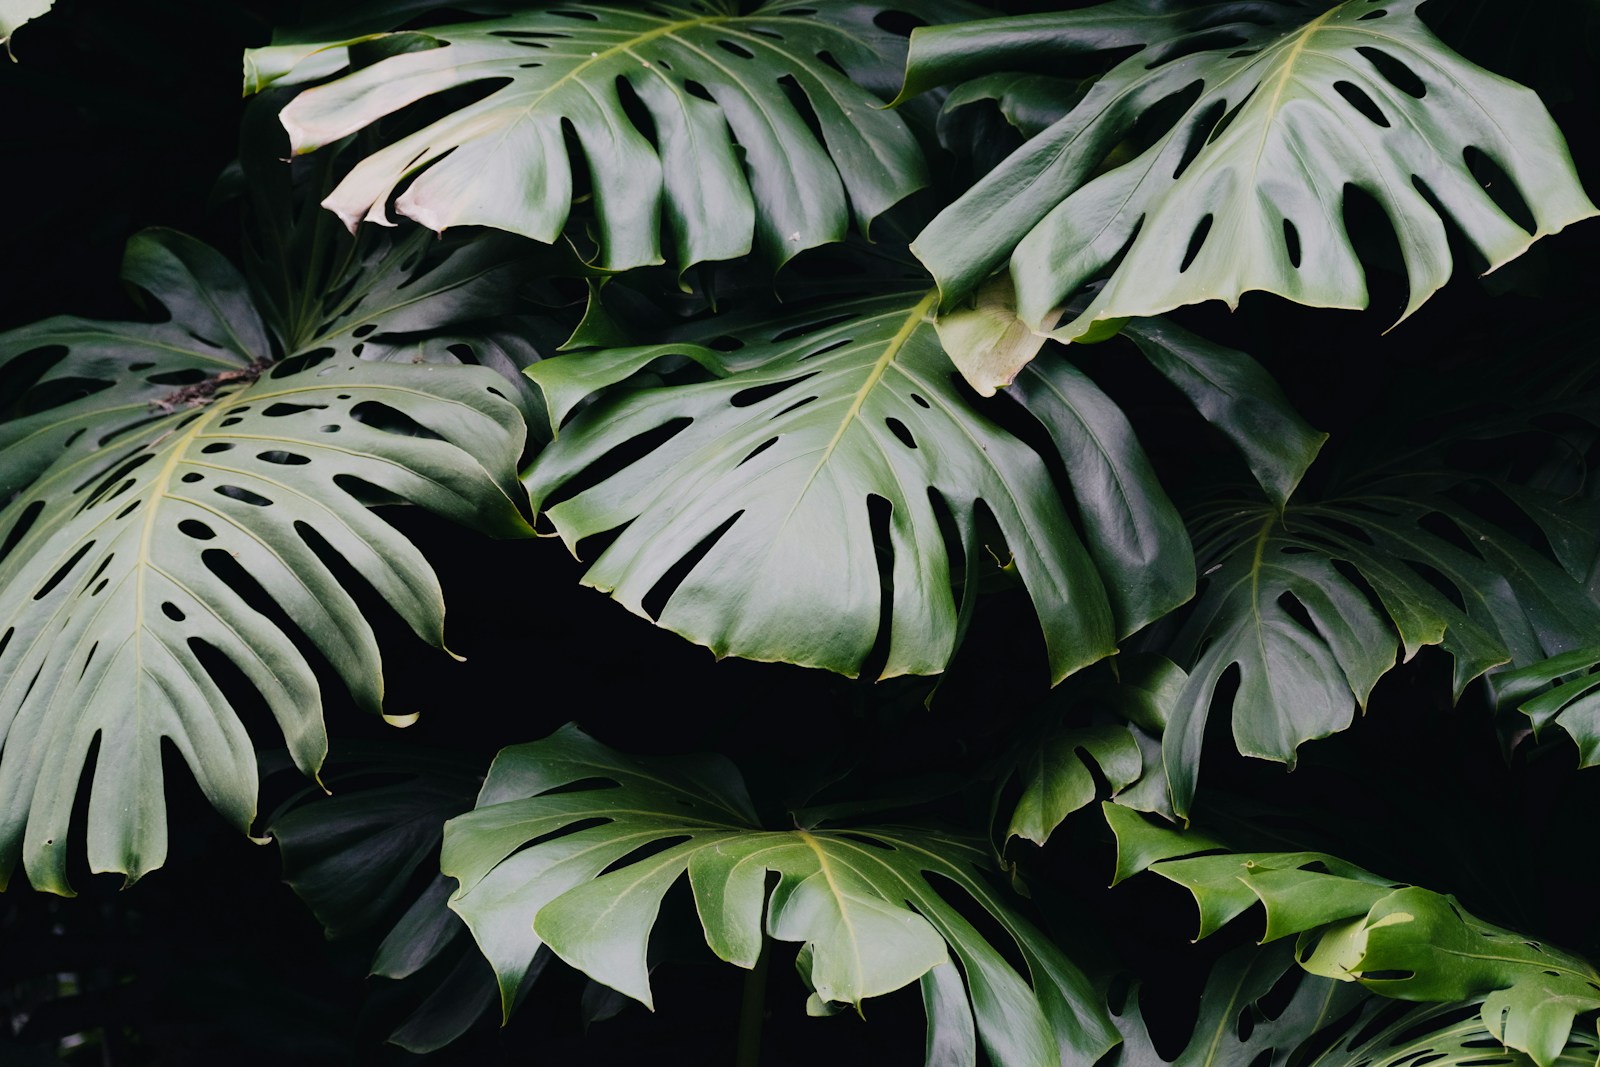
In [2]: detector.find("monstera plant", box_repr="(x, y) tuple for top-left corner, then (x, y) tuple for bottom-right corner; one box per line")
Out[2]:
(1, 0), (1598, 1064)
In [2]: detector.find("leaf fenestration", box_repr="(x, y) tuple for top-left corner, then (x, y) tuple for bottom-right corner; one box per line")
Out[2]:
(253, 0), (975, 271)
(442, 724), (1120, 1066)
(905, 0), (1597, 334)
(0, 230), (532, 893)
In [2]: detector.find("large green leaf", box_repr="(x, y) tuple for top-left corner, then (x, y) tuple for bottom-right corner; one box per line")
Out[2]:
(0, 230), (532, 894)
(250, 0), (973, 271)
(1109, 941), (1600, 1067)
(524, 289), (1204, 683)
(442, 724), (1120, 1067)
(1164, 481), (1600, 817)
(1106, 806), (1600, 1067)
(903, 0), (1597, 334)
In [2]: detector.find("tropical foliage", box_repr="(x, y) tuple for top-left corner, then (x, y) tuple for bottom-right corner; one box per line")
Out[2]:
(1, 0), (1597, 1064)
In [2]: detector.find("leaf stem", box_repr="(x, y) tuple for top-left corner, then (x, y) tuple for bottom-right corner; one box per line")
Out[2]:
(736, 937), (771, 1067)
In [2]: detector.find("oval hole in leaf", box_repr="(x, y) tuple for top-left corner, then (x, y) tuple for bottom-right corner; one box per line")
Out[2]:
(201, 442), (236, 454)
(1464, 147), (1537, 236)
(1355, 47), (1423, 97)
(32, 541), (96, 600)
(257, 450), (310, 466)
(216, 485), (272, 507)
(1333, 81), (1390, 128)
(1179, 215), (1215, 273)
(1173, 100), (1227, 180)
(178, 520), (217, 541)
(350, 401), (444, 440)
(0, 500), (46, 567)
(263, 402), (330, 418)
(161, 602), (185, 622)
(730, 374), (816, 409)
(884, 417), (917, 450)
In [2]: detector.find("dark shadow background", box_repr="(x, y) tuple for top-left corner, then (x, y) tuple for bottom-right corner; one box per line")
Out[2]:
(2, 0), (1599, 1063)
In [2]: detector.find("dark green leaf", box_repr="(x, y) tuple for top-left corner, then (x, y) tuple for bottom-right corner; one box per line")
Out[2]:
(442, 725), (1120, 1066)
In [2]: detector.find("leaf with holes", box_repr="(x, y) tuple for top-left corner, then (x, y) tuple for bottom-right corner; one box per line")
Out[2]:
(251, 0), (977, 272)
(1164, 482), (1600, 817)
(524, 289), (1204, 683)
(0, 229), (531, 893)
(1162, 506), (1397, 819)
(1107, 941), (1598, 1067)
(902, 0), (1598, 335)
(441, 723), (1119, 1066)
(1106, 806), (1600, 1067)
(1106, 941), (1366, 1067)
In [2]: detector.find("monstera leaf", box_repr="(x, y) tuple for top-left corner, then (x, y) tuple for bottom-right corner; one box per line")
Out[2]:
(267, 748), (501, 1052)
(1106, 806), (1600, 1067)
(901, 0), (1597, 335)
(524, 289), (1207, 683)
(0, 229), (533, 894)
(1002, 653), (1184, 847)
(1164, 479), (1600, 817)
(441, 724), (1120, 1067)
(249, 0), (976, 271)
(1108, 940), (1599, 1067)
(1491, 647), (1600, 766)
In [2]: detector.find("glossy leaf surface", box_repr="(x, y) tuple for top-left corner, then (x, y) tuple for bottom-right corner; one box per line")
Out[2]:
(527, 292), (1138, 682)
(905, 0), (1597, 334)
(442, 724), (1118, 1066)
(255, 0), (972, 271)
(1492, 647), (1600, 766)
(0, 230), (531, 893)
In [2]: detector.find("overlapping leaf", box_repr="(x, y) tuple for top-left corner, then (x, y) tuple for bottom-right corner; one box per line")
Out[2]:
(1163, 506), (1397, 819)
(1106, 806), (1600, 1067)
(250, 0), (975, 271)
(1491, 648), (1600, 766)
(441, 724), (1120, 1067)
(1108, 941), (1599, 1067)
(1002, 654), (1184, 847)
(1164, 479), (1600, 817)
(0, 229), (532, 893)
(524, 289), (1201, 683)
(902, 0), (1597, 335)
(268, 749), (501, 1052)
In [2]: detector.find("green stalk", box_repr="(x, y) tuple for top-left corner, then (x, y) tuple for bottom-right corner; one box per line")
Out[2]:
(736, 938), (771, 1067)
